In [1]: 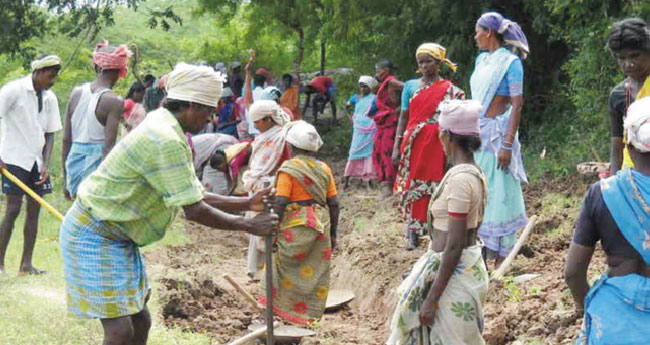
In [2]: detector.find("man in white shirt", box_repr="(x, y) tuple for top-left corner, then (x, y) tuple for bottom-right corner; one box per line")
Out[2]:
(0, 54), (63, 275)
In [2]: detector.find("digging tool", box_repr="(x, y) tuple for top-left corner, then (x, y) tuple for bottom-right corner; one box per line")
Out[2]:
(261, 182), (277, 345)
(227, 321), (280, 345)
(491, 215), (538, 281)
(1, 168), (64, 221)
(265, 216), (275, 345)
(223, 274), (264, 312)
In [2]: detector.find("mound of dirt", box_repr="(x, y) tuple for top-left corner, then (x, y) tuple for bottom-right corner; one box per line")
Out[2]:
(160, 277), (256, 343)
(148, 160), (603, 344)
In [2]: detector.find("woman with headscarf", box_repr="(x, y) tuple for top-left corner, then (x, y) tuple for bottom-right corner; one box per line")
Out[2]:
(243, 99), (291, 280)
(388, 100), (488, 345)
(470, 12), (529, 266)
(566, 97), (650, 344)
(374, 59), (404, 198)
(259, 120), (340, 326)
(344, 76), (378, 189)
(191, 132), (239, 194)
(393, 43), (465, 250)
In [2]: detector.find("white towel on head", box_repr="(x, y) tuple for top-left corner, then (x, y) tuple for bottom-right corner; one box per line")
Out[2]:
(31, 55), (61, 71)
(249, 100), (290, 125)
(625, 97), (650, 153)
(285, 120), (323, 152)
(358, 75), (378, 90)
(166, 62), (226, 108)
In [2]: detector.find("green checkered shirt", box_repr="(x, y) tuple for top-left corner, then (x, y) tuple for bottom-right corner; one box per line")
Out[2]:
(77, 108), (204, 246)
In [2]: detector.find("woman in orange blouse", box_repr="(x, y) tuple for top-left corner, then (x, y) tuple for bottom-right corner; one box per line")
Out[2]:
(259, 121), (340, 326)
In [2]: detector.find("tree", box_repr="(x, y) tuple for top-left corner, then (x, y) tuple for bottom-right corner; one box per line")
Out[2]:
(1, 0), (181, 58)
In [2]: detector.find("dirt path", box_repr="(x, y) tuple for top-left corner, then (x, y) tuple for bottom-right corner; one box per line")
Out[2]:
(145, 162), (605, 344)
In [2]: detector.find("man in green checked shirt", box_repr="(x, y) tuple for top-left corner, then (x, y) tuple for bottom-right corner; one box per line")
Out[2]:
(59, 63), (279, 345)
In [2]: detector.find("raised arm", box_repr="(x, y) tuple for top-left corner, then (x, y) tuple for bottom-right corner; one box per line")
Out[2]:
(244, 49), (255, 110)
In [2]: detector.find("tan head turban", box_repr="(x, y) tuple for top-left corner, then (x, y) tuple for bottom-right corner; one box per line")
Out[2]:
(31, 55), (62, 71)
(166, 63), (226, 108)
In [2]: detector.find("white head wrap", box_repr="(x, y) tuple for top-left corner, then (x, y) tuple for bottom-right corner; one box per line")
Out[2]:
(31, 55), (62, 71)
(438, 100), (482, 135)
(358, 75), (378, 90)
(221, 87), (234, 98)
(192, 133), (239, 169)
(249, 100), (290, 125)
(285, 120), (323, 152)
(625, 97), (650, 153)
(165, 62), (226, 108)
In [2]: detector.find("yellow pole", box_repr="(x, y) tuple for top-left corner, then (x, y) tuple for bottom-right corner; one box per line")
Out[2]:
(1, 168), (64, 221)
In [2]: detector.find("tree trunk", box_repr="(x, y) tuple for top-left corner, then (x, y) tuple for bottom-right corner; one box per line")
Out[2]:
(320, 39), (326, 75)
(293, 27), (304, 84)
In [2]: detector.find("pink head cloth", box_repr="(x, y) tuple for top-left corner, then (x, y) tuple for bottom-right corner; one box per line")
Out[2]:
(438, 100), (482, 135)
(255, 68), (269, 77)
(92, 40), (133, 78)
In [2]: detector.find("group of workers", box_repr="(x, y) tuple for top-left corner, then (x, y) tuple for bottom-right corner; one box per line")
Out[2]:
(0, 8), (649, 345)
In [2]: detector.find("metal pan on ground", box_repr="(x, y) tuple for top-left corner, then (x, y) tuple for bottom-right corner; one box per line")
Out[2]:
(248, 323), (315, 344)
(325, 289), (355, 312)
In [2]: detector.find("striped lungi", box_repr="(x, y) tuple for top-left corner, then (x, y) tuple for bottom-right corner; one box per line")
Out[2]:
(59, 200), (149, 319)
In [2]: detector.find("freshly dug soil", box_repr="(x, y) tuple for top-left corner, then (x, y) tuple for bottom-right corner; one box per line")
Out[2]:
(147, 162), (604, 344)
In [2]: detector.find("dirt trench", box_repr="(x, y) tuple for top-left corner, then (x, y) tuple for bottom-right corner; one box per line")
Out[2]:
(147, 162), (605, 344)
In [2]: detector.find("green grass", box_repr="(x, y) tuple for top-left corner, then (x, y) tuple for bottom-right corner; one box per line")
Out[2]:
(0, 205), (212, 345)
(0, 130), (211, 344)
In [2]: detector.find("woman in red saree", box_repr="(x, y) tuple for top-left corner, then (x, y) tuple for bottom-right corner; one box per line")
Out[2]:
(393, 43), (465, 250)
(373, 59), (404, 199)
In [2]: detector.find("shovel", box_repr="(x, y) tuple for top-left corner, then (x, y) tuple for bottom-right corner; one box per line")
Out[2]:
(1, 168), (63, 221)
(265, 233), (274, 345)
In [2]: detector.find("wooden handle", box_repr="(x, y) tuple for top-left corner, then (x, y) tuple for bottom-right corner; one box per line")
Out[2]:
(1, 168), (63, 221)
(227, 321), (281, 345)
(223, 274), (263, 312)
(491, 215), (538, 281)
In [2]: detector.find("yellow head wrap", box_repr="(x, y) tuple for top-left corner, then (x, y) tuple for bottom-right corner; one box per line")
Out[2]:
(415, 43), (457, 73)
(31, 55), (62, 71)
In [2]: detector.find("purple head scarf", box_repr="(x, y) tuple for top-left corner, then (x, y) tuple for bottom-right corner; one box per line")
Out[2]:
(477, 12), (530, 59)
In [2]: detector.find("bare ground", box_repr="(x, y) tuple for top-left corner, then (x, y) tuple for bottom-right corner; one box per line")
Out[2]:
(144, 160), (606, 344)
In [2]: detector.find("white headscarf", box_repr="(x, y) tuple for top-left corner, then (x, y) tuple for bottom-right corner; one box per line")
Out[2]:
(192, 133), (239, 169)
(31, 55), (61, 71)
(166, 62), (226, 108)
(249, 100), (290, 125)
(358, 75), (378, 90)
(285, 120), (323, 152)
(625, 97), (650, 153)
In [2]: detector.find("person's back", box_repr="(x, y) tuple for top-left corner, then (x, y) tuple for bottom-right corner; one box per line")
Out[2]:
(70, 83), (112, 144)
(566, 96), (650, 345)
(63, 42), (130, 198)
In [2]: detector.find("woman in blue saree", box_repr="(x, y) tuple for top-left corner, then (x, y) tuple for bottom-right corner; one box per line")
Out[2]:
(344, 76), (378, 189)
(565, 97), (650, 344)
(470, 12), (529, 265)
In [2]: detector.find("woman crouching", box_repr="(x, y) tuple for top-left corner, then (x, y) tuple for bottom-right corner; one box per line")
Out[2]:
(259, 120), (340, 326)
(387, 100), (489, 345)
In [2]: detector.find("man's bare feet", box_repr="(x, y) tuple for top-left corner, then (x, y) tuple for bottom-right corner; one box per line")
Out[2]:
(0, 265), (5, 275)
(18, 266), (47, 275)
